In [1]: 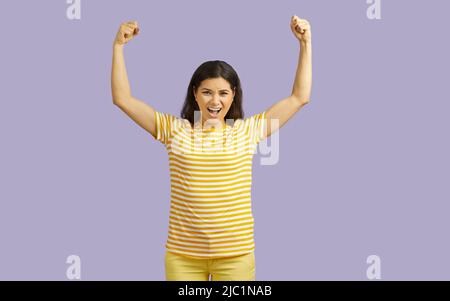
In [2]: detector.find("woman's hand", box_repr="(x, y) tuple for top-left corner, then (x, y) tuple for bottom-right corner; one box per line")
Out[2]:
(114, 21), (140, 46)
(290, 15), (311, 44)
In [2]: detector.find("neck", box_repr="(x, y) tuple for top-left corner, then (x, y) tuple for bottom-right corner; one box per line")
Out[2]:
(196, 118), (226, 130)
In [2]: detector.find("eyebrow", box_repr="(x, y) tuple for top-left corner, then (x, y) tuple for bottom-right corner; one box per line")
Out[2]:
(201, 88), (230, 92)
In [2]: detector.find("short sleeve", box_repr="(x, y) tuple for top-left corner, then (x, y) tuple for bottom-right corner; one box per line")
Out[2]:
(243, 111), (267, 145)
(152, 110), (178, 146)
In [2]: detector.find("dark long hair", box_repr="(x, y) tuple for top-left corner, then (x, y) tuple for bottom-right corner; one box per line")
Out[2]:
(180, 60), (244, 127)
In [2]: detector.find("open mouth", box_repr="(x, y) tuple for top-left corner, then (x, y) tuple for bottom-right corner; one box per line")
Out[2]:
(207, 107), (222, 117)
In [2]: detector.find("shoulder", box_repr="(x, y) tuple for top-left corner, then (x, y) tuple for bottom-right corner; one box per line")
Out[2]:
(155, 111), (191, 130)
(235, 111), (267, 129)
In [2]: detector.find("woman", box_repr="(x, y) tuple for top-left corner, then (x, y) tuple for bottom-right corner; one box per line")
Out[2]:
(111, 15), (312, 281)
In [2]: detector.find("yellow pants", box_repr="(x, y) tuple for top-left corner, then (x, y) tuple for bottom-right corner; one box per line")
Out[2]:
(165, 250), (255, 281)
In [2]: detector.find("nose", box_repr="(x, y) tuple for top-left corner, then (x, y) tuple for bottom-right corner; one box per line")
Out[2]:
(210, 96), (221, 105)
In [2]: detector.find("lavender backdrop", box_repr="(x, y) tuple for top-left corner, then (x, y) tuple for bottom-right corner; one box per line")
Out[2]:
(0, 0), (449, 280)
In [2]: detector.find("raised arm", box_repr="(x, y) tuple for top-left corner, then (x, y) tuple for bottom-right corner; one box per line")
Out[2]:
(111, 21), (157, 138)
(263, 15), (312, 139)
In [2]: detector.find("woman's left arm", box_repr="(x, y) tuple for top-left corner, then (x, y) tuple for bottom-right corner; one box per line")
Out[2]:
(263, 15), (312, 139)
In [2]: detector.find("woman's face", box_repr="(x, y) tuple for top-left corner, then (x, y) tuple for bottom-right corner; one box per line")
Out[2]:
(193, 77), (235, 127)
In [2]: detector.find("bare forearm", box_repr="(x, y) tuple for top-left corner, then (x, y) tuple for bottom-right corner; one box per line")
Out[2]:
(111, 44), (132, 104)
(291, 41), (312, 104)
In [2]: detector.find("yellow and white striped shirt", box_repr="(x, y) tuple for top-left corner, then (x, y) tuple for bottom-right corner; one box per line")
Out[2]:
(152, 110), (267, 259)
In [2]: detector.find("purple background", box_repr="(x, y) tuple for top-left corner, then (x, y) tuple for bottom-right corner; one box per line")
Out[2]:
(0, 0), (449, 280)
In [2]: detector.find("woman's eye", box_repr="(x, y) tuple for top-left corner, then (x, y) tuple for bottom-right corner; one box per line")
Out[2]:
(202, 92), (228, 96)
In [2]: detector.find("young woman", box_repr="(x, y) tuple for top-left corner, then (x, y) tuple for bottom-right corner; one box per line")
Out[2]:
(111, 16), (312, 281)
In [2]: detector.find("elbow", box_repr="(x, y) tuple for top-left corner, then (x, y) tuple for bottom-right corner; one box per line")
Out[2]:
(112, 98), (122, 106)
(301, 99), (310, 106)
(291, 95), (310, 107)
(112, 93), (130, 107)
(112, 99), (122, 107)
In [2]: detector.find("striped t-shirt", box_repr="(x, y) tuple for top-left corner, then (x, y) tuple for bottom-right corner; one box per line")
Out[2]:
(152, 110), (267, 259)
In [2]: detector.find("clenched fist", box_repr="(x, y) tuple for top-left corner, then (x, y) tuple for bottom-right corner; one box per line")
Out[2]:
(114, 21), (140, 46)
(291, 15), (311, 43)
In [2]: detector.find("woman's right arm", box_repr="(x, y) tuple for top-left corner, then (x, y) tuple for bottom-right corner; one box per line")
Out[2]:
(111, 21), (157, 138)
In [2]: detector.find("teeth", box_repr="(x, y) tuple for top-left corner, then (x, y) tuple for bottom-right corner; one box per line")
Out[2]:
(208, 107), (221, 113)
